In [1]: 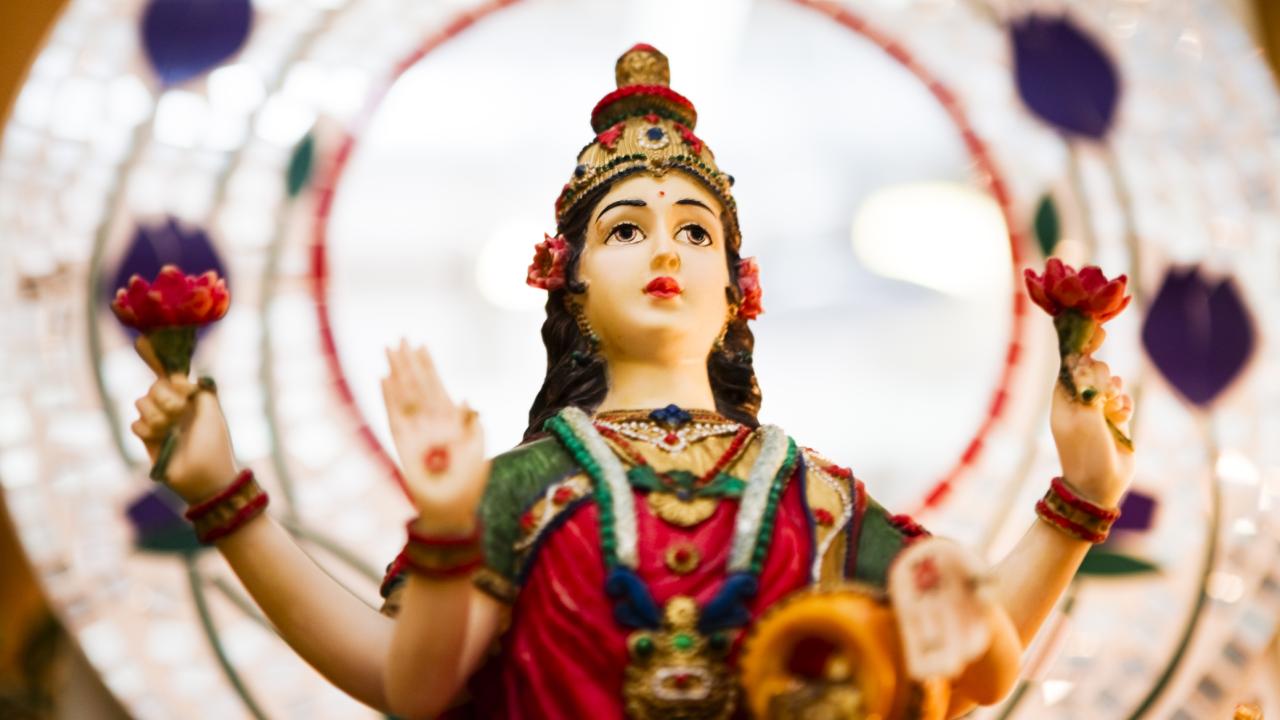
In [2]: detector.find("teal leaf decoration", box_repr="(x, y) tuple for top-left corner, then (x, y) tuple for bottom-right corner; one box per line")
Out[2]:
(1033, 193), (1060, 256)
(286, 133), (315, 197)
(1078, 547), (1158, 576)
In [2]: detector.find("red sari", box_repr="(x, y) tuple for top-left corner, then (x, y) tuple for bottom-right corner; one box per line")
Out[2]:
(454, 476), (814, 719)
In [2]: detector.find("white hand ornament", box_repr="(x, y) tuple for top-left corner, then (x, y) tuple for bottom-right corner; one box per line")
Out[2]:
(889, 537), (994, 682)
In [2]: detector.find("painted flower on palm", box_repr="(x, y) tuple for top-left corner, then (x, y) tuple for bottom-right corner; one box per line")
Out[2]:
(526, 233), (569, 291)
(737, 257), (763, 320)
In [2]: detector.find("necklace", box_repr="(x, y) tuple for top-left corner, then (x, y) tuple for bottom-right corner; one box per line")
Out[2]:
(595, 423), (755, 527)
(546, 406), (798, 720)
(594, 404), (742, 454)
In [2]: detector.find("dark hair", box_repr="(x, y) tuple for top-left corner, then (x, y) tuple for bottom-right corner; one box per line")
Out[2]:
(522, 169), (761, 441)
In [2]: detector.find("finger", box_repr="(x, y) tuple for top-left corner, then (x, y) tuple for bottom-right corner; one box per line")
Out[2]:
(1109, 375), (1124, 392)
(134, 396), (167, 427)
(411, 345), (453, 413)
(381, 376), (406, 422)
(385, 345), (414, 406)
(150, 381), (190, 416)
(1106, 393), (1134, 425)
(129, 417), (165, 444)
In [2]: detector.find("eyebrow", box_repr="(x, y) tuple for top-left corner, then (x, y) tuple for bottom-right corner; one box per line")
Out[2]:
(675, 198), (715, 215)
(596, 198), (646, 222)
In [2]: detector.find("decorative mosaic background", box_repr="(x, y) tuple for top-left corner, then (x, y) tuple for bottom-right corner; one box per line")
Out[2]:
(0, 0), (1277, 717)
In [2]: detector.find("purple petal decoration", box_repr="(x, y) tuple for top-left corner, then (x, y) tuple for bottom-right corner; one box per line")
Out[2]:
(126, 486), (201, 554)
(141, 0), (253, 87)
(1112, 490), (1157, 533)
(107, 216), (229, 339)
(1142, 266), (1255, 408)
(1010, 14), (1121, 140)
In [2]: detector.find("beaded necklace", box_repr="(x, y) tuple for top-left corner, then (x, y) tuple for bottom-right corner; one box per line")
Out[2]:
(595, 423), (756, 527)
(545, 406), (798, 719)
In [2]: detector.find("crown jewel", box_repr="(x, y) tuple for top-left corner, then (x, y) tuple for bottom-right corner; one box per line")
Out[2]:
(556, 44), (736, 239)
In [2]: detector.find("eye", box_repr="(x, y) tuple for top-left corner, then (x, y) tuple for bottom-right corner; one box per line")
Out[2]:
(606, 223), (645, 245)
(677, 224), (712, 247)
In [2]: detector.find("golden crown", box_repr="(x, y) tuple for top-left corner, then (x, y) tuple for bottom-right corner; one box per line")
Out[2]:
(554, 44), (737, 235)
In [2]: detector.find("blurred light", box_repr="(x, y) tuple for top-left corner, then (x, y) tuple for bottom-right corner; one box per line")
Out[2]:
(1207, 571), (1245, 603)
(107, 74), (153, 127)
(322, 67), (368, 118)
(1042, 679), (1074, 706)
(208, 63), (266, 115)
(14, 76), (56, 129)
(1217, 450), (1260, 486)
(1232, 518), (1257, 536)
(476, 219), (550, 312)
(255, 94), (314, 146)
(282, 62), (328, 105)
(51, 78), (105, 141)
(852, 182), (1011, 296)
(206, 113), (250, 151)
(155, 90), (209, 149)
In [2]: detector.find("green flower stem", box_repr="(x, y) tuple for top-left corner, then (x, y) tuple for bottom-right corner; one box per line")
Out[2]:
(149, 374), (217, 482)
(149, 325), (198, 375)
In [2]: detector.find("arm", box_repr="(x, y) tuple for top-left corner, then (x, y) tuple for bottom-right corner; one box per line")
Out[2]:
(377, 342), (502, 718)
(898, 360), (1133, 715)
(130, 339), (501, 714)
(992, 368), (1133, 646)
(213, 512), (396, 709)
(384, 579), (506, 719)
(130, 340), (398, 710)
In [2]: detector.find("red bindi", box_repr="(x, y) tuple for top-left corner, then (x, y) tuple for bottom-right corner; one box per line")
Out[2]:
(658, 190), (665, 197)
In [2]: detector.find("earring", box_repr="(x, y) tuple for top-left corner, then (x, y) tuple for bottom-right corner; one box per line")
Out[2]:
(566, 297), (601, 367)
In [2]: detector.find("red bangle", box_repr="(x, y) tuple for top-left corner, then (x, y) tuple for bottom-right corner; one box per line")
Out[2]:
(185, 469), (269, 544)
(1035, 499), (1109, 544)
(401, 517), (484, 579)
(405, 519), (481, 547)
(1050, 477), (1121, 521)
(199, 493), (269, 544)
(401, 554), (484, 579)
(185, 469), (254, 520)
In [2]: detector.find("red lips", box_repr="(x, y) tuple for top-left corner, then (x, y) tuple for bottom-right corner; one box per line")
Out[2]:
(644, 276), (682, 298)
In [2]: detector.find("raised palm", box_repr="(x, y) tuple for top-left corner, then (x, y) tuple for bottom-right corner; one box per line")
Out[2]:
(382, 341), (489, 534)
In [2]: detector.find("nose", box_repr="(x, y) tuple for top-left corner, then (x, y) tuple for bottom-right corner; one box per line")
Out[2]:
(650, 233), (681, 273)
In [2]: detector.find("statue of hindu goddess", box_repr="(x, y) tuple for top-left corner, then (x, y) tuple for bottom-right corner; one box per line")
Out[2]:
(127, 44), (1136, 719)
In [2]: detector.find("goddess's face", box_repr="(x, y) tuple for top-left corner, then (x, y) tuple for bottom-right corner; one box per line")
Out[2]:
(575, 172), (731, 364)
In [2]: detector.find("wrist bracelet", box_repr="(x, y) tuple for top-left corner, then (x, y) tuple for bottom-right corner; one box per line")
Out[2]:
(1035, 476), (1119, 544)
(401, 519), (484, 579)
(184, 469), (269, 544)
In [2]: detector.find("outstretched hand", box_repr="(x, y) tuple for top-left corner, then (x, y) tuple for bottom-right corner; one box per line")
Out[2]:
(382, 340), (489, 535)
(1050, 353), (1135, 508)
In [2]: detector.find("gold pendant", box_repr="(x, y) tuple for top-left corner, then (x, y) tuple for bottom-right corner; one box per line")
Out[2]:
(623, 596), (738, 720)
(647, 492), (719, 527)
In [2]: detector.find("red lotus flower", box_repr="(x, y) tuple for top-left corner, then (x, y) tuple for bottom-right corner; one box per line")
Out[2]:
(112, 265), (230, 332)
(526, 233), (569, 291)
(1024, 258), (1129, 323)
(112, 265), (230, 481)
(737, 257), (763, 320)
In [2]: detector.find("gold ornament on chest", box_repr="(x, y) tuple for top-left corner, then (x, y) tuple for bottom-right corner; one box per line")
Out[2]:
(623, 596), (740, 720)
(648, 492), (720, 527)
